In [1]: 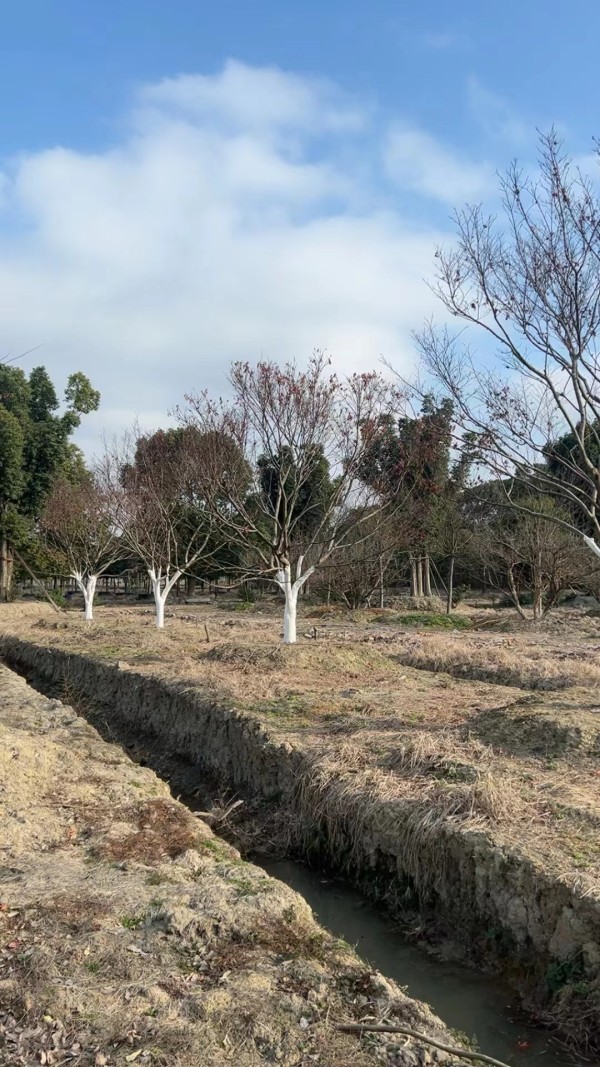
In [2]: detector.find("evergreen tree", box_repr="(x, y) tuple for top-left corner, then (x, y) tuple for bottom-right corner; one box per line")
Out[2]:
(0, 364), (100, 598)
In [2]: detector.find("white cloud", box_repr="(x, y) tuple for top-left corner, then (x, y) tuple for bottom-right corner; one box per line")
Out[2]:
(0, 61), (459, 456)
(138, 59), (365, 136)
(384, 123), (492, 203)
(466, 77), (529, 145)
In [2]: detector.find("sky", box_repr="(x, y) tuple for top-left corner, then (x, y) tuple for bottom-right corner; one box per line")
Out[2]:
(1, 0), (600, 455)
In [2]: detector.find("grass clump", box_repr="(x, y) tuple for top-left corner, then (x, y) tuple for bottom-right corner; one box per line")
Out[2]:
(389, 612), (472, 630)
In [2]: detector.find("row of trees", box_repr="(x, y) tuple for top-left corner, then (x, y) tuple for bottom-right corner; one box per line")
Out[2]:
(39, 357), (414, 640)
(6, 133), (600, 637)
(35, 354), (600, 635)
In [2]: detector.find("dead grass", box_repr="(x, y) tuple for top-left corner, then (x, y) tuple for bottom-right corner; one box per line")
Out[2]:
(4, 602), (600, 919)
(393, 631), (600, 690)
(99, 798), (201, 863)
(0, 660), (471, 1067)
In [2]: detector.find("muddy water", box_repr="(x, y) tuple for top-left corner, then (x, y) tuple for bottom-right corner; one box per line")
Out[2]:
(263, 859), (583, 1067)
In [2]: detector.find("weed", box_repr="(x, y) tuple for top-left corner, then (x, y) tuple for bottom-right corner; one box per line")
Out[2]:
(546, 954), (584, 994)
(146, 871), (168, 886)
(120, 914), (145, 929)
(379, 612), (471, 630)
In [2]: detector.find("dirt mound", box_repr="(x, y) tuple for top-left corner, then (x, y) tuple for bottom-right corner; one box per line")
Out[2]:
(472, 700), (600, 758)
(204, 642), (287, 670)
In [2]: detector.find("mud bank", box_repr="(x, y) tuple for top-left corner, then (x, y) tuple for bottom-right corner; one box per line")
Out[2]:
(3, 635), (600, 1049)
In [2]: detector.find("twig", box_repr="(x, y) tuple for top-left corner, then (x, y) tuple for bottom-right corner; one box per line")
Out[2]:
(336, 1023), (512, 1067)
(204, 623), (210, 643)
(13, 548), (62, 614)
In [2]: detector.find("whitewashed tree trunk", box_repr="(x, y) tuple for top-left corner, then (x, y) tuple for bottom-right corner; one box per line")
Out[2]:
(284, 585), (298, 644)
(74, 572), (98, 623)
(149, 567), (182, 629)
(276, 559), (314, 644)
(583, 535), (600, 560)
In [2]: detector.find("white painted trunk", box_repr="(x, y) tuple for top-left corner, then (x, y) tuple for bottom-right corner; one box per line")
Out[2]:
(149, 568), (181, 629)
(283, 587), (299, 644)
(84, 575), (97, 622)
(276, 562), (314, 645)
(74, 572), (98, 623)
(583, 535), (600, 559)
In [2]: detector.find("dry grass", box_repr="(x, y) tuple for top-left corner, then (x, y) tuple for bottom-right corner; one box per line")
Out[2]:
(98, 798), (201, 863)
(0, 660), (470, 1067)
(4, 601), (600, 894)
(392, 630), (600, 690)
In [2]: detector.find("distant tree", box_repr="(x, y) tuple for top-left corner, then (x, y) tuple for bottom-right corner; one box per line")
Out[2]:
(41, 475), (123, 621)
(480, 495), (596, 620)
(415, 132), (600, 563)
(358, 397), (454, 597)
(0, 365), (100, 599)
(110, 426), (245, 628)
(319, 510), (399, 609)
(179, 354), (402, 643)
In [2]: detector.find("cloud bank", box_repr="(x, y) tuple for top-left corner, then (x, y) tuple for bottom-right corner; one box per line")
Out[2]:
(0, 60), (492, 454)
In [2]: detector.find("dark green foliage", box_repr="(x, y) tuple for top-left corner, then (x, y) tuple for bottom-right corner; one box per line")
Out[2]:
(0, 364), (99, 593)
(359, 397), (453, 502)
(124, 425), (249, 580)
(0, 408), (25, 504)
(257, 445), (335, 541)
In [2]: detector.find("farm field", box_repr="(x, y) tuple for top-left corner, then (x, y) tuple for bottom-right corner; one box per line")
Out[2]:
(6, 598), (600, 892)
(4, 597), (600, 1053)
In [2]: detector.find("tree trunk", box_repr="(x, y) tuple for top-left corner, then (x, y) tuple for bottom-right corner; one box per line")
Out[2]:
(283, 586), (299, 644)
(0, 536), (8, 601)
(379, 556), (385, 609)
(507, 567), (527, 621)
(149, 568), (181, 629)
(423, 555), (432, 597)
(186, 576), (196, 597)
(410, 556), (417, 597)
(416, 557), (424, 597)
(276, 561), (313, 644)
(532, 585), (543, 621)
(446, 555), (455, 615)
(5, 544), (14, 599)
(74, 572), (98, 622)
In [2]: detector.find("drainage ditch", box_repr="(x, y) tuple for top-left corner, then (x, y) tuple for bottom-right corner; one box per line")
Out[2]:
(1, 637), (598, 1063)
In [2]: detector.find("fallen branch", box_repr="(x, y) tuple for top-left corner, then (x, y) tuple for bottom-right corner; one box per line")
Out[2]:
(13, 549), (62, 614)
(336, 1023), (512, 1067)
(193, 799), (244, 827)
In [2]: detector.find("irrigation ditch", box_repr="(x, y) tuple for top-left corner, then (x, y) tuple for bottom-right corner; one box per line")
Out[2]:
(1, 634), (598, 1062)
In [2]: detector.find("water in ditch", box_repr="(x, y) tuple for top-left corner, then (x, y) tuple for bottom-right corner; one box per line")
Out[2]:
(263, 858), (583, 1067)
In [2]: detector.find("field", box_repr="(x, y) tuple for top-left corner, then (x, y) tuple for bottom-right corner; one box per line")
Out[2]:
(6, 596), (600, 889)
(4, 595), (600, 1049)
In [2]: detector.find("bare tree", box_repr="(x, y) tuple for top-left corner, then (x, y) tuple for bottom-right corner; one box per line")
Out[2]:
(107, 426), (233, 628)
(41, 476), (122, 621)
(317, 511), (399, 610)
(477, 495), (597, 620)
(415, 132), (600, 560)
(178, 354), (402, 643)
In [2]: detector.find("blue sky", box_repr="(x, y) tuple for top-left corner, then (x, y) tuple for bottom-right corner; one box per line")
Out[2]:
(1, 0), (599, 452)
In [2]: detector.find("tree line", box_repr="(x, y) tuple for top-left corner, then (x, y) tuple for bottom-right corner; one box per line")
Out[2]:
(3, 132), (600, 638)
